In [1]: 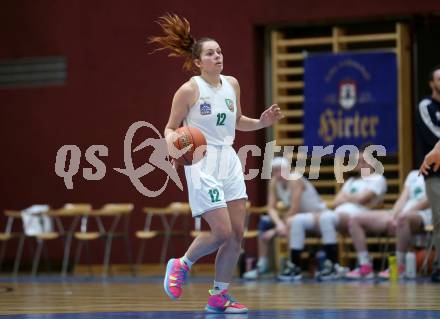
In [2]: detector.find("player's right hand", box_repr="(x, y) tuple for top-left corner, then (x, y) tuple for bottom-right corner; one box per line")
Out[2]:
(165, 131), (182, 159)
(276, 224), (287, 236)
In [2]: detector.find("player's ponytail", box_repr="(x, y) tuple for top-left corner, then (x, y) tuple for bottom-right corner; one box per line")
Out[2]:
(149, 13), (215, 72)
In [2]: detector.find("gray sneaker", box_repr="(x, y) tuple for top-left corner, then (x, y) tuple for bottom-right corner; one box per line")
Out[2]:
(243, 265), (270, 280)
(277, 261), (302, 281)
(243, 268), (259, 280)
(315, 259), (342, 281)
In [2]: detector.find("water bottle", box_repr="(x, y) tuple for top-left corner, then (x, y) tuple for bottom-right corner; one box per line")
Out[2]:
(405, 252), (417, 279)
(388, 255), (398, 281)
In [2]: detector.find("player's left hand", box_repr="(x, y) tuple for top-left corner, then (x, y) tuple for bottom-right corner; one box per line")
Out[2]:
(419, 147), (440, 175)
(259, 104), (284, 128)
(388, 218), (397, 234)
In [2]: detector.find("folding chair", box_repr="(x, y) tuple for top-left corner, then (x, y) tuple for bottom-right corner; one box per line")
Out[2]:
(138, 202), (191, 270)
(73, 203), (134, 277)
(50, 204), (93, 277)
(16, 205), (60, 276)
(0, 210), (24, 276)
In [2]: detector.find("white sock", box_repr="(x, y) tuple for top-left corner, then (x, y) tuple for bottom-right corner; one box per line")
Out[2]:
(358, 251), (370, 265)
(396, 251), (405, 266)
(213, 281), (229, 291)
(180, 255), (194, 268)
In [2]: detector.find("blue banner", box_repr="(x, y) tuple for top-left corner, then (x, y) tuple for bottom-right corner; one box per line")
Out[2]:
(303, 52), (397, 153)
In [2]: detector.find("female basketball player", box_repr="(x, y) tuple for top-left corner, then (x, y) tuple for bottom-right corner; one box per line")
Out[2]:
(345, 170), (431, 279)
(150, 14), (283, 314)
(317, 147), (387, 279)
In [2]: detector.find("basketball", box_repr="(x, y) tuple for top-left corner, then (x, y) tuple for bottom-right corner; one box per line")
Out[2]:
(172, 126), (207, 165)
(416, 248), (437, 273)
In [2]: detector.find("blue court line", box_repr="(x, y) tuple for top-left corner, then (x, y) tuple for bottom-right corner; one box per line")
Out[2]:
(0, 274), (433, 285)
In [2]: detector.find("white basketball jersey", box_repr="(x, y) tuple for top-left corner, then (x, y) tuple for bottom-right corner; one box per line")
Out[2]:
(184, 75), (237, 146)
(341, 174), (387, 207)
(402, 170), (427, 211)
(275, 174), (327, 212)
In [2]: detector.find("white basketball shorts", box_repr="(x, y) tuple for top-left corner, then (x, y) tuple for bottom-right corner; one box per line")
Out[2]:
(334, 202), (368, 217)
(184, 145), (248, 217)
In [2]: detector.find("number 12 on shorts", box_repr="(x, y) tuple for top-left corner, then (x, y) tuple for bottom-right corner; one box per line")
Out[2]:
(208, 188), (221, 202)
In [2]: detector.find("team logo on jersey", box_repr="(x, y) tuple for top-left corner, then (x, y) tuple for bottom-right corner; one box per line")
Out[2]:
(200, 102), (212, 115)
(414, 187), (423, 198)
(225, 99), (234, 112)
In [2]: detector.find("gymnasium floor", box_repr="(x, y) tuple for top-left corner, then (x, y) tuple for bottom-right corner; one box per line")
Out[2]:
(1, 275), (439, 318)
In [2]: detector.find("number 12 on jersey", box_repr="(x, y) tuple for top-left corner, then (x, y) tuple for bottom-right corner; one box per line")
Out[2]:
(216, 113), (226, 126)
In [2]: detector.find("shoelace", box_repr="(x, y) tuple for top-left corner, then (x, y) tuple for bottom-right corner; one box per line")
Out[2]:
(282, 265), (294, 275)
(223, 293), (237, 303)
(171, 264), (187, 287)
(210, 290), (238, 304)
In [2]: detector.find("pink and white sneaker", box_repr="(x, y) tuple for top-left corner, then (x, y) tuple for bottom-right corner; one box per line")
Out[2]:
(205, 289), (248, 314)
(378, 264), (405, 280)
(345, 264), (374, 279)
(163, 258), (189, 300)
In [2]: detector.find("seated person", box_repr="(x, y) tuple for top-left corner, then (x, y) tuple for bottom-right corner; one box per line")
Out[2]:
(317, 148), (387, 279)
(345, 169), (431, 279)
(243, 157), (327, 280)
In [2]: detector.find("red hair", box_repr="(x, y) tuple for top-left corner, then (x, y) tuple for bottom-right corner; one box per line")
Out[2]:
(149, 13), (215, 72)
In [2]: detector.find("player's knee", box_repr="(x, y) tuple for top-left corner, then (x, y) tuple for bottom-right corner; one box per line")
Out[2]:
(396, 214), (408, 227)
(290, 215), (302, 230)
(213, 225), (232, 244)
(348, 216), (360, 232)
(261, 230), (274, 242)
(319, 211), (334, 226)
(232, 226), (245, 244)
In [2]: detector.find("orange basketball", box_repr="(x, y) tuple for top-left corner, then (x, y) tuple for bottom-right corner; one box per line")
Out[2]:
(172, 126), (207, 165)
(416, 248), (437, 273)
